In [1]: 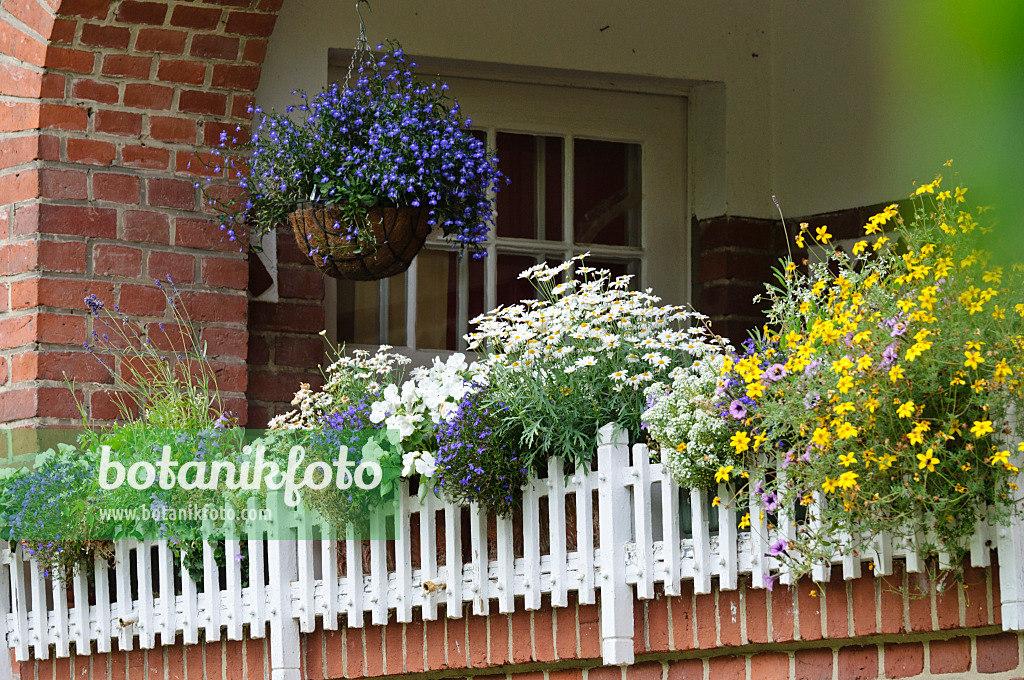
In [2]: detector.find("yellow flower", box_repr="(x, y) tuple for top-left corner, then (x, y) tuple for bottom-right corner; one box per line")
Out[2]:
(916, 449), (938, 472)
(816, 225), (832, 243)
(715, 465), (734, 483)
(839, 452), (858, 467)
(712, 496), (721, 507)
(954, 483), (966, 493)
(955, 186), (967, 203)
(865, 397), (880, 413)
(877, 453), (897, 471)
(835, 421), (858, 440)
(970, 420), (994, 438)
(896, 401), (916, 419)
(795, 233), (806, 249)
(746, 381), (765, 399)
(822, 477), (838, 494)
(852, 240), (868, 255)
(964, 350), (984, 370)
(753, 432), (768, 450)
(837, 375), (854, 394)
(837, 471), (859, 488)
(730, 431), (751, 453)
(889, 365), (905, 382)
(991, 450), (1010, 466)
(675, 442), (687, 452)
(873, 236), (889, 251)
(812, 427), (832, 449)
(832, 356), (854, 373)
(739, 513), (751, 529)
(833, 402), (855, 415)
(857, 355), (874, 372)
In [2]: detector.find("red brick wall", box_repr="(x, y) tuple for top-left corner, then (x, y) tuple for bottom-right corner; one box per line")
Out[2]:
(23, 563), (1024, 680)
(0, 0), (286, 429)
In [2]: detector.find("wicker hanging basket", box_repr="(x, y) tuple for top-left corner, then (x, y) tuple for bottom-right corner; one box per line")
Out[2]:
(288, 201), (433, 281)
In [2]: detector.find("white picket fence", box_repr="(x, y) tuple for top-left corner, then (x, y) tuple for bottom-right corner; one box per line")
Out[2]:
(0, 424), (1022, 680)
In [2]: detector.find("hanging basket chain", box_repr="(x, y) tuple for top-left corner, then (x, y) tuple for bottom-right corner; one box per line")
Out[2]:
(345, 0), (372, 86)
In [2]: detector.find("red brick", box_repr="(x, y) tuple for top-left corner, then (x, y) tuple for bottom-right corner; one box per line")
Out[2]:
(665, 659), (702, 680)
(879, 566), (907, 634)
(121, 212), (167, 246)
(89, 388), (138, 421)
(231, 93), (255, 119)
(115, 0), (166, 25)
(794, 648), (832, 680)
(37, 312), (86, 344)
(884, 642), (924, 678)
(67, 138), (115, 165)
(744, 584), (768, 643)
(199, 255), (246, 289)
(13, 350), (112, 385)
(150, 116), (197, 144)
(719, 588), (741, 647)
(850, 575), (876, 636)
(963, 565), (988, 628)
(706, 655), (743, 680)
(40, 72), (65, 99)
(555, 600), (577, 659)
(463, 613), (486, 668)
(40, 168), (88, 199)
(146, 322), (194, 352)
(797, 580), (823, 641)
(533, 608), (555, 662)
(7, 0), (55, 36)
(211, 63), (261, 90)
(147, 178), (194, 210)
(446, 616), (466, 668)
(80, 23), (130, 49)
(149, 251), (194, 284)
(37, 204), (117, 238)
(0, 62), (42, 100)
(119, 284), (166, 316)
(180, 290), (246, 324)
(94, 244), (142, 277)
(578, 602), (601, 659)
(424, 618), (445, 670)
(0, 240), (37, 276)
(122, 145), (168, 169)
(647, 594), (670, 652)
(135, 28), (187, 54)
(935, 580), (961, 630)
(167, 645), (184, 680)
(930, 636), (971, 674)
(838, 645), (878, 680)
(0, 285), (7, 315)
(123, 83), (174, 110)
(750, 652), (789, 678)
(170, 5), (222, 30)
(590, 667), (622, 680)
(627, 661), (663, 680)
(403, 622), (423, 675)
(39, 103), (88, 130)
(824, 567), (849, 637)
(95, 109), (143, 137)
(510, 608), (531, 664)
(695, 591), (715, 648)
(225, 11), (276, 36)
(71, 78), (119, 104)
(278, 267), (324, 300)
(273, 335), (321, 369)
(179, 90), (227, 116)
(156, 59), (206, 86)
(345, 625), (363, 678)
(489, 612), (509, 666)
(242, 38), (268, 64)
(50, 17), (78, 44)
(45, 47), (95, 74)
(91, 173), (139, 205)
(977, 632), (1019, 673)
(551, 670), (583, 680)
(907, 571), (934, 632)
(101, 54), (152, 79)
(322, 629), (344, 679)
(669, 587), (695, 650)
(190, 34), (239, 61)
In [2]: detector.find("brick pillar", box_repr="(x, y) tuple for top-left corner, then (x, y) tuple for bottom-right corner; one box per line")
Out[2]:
(0, 0), (283, 429)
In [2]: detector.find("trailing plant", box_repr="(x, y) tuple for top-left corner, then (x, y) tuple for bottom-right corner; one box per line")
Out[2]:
(201, 41), (502, 255)
(718, 171), (1024, 578)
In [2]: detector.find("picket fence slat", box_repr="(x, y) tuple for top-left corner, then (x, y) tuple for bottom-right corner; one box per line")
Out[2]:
(2, 425), (1022, 670)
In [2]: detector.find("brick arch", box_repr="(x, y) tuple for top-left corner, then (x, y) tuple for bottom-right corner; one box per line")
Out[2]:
(0, 0), (285, 429)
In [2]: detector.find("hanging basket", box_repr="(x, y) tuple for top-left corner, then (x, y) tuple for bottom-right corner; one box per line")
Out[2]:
(288, 201), (433, 281)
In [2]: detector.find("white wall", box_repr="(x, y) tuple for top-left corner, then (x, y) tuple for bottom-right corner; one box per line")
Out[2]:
(256, 1), (960, 221)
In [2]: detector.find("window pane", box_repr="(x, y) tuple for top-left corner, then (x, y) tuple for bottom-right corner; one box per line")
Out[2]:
(416, 249), (458, 350)
(579, 258), (641, 290)
(496, 133), (564, 241)
(573, 139), (641, 247)
(495, 253), (541, 309)
(337, 279), (380, 345)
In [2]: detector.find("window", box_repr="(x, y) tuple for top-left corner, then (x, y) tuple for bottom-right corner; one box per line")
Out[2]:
(325, 73), (689, 361)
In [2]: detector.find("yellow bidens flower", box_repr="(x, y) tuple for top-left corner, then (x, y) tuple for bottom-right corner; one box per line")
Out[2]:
(730, 431), (751, 453)
(739, 513), (751, 529)
(916, 449), (939, 472)
(837, 471), (859, 489)
(715, 465), (734, 483)
(970, 420), (994, 439)
(675, 442), (687, 452)
(964, 350), (985, 370)
(815, 225), (832, 243)
(896, 401), (916, 419)
(835, 421), (858, 440)
(990, 450), (1010, 466)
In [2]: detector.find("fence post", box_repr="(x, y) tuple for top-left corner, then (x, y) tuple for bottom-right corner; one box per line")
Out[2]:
(596, 423), (634, 665)
(268, 493), (301, 680)
(998, 434), (1024, 631)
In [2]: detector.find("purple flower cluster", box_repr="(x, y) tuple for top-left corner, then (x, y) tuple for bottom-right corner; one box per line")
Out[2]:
(204, 41), (503, 256)
(434, 388), (527, 518)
